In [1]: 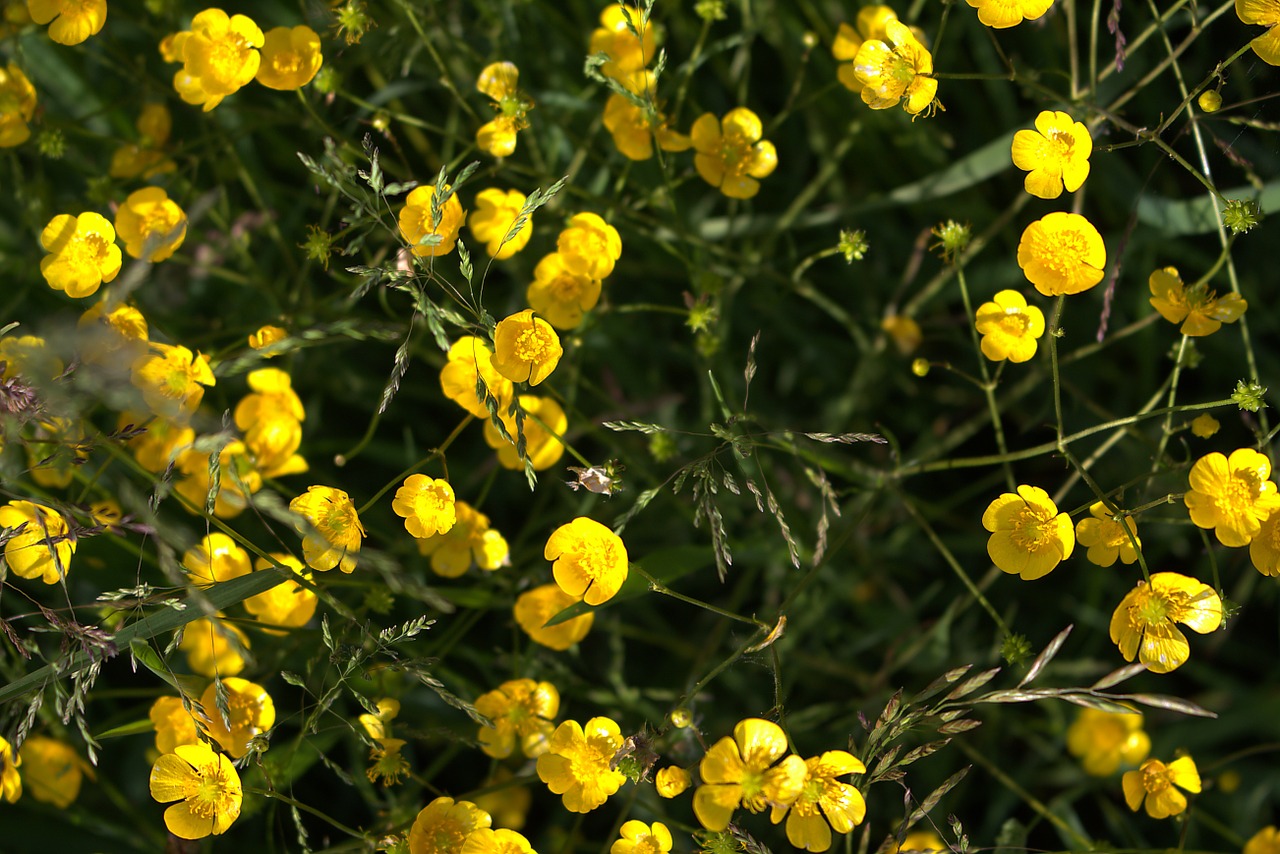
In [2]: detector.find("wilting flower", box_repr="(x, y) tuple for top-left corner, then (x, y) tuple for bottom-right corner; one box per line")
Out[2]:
(475, 678), (560, 759)
(476, 62), (532, 158)
(367, 737), (410, 787)
(527, 252), (602, 330)
(1184, 448), (1280, 546)
(114, 186), (187, 262)
(770, 751), (867, 852)
(832, 6), (899, 93)
(290, 485), (365, 573)
(1066, 707), (1150, 776)
(407, 797), (491, 854)
(200, 677), (275, 759)
(177, 9), (264, 111)
(693, 718), (806, 831)
(975, 290), (1045, 363)
(0, 63), (36, 147)
(18, 736), (88, 808)
(966, 0), (1054, 28)
(400, 184), (465, 258)
(483, 395), (568, 471)
(28, 0), (106, 45)
(537, 717), (628, 813)
(1109, 572), (1223, 673)
(255, 25), (322, 90)
(1075, 502), (1141, 567)
(149, 741), (242, 838)
(468, 188), (533, 259)
(0, 500), (75, 584)
(1122, 755), (1200, 818)
(392, 474), (457, 538)
(1236, 0), (1280, 64)
(492, 310), (563, 386)
(1149, 267), (1247, 336)
(981, 485), (1074, 580)
(417, 500), (510, 577)
(1011, 111), (1091, 198)
(544, 516), (629, 605)
(514, 583), (594, 650)
(691, 108), (778, 199)
(1017, 212), (1106, 296)
(39, 212), (122, 298)
(853, 20), (938, 115)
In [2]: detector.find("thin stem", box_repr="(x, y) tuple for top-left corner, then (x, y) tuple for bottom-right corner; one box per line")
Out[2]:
(956, 266), (1015, 491)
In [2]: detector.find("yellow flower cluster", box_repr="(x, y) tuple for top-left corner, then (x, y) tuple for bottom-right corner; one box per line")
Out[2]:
(834, 7), (939, 116)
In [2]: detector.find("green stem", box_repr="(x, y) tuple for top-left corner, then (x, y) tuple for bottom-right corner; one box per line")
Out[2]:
(356, 414), (473, 516)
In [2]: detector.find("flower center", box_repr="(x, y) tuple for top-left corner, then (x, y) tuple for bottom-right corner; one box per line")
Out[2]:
(514, 327), (553, 363)
(1217, 467), (1265, 515)
(1140, 760), (1172, 794)
(1038, 227), (1091, 279)
(208, 37), (253, 85)
(551, 272), (585, 302)
(62, 232), (110, 270)
(998, 307), (1031, 336)
(577, 538), (618, 581)
(189, 762), (234, 819)
(271, 51), (302, 77)
(1009, 504), (1053, 550)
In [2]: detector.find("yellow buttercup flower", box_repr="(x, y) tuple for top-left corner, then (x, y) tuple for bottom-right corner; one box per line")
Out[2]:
(440, 335), (515, 419)
(400, 184), (465, 257)
(483, 394), (568, 471)
(1184, 448), (1280, 546)
(109, 102), (175, 180)
(235, 366), (305, 425)
(200, 677), (275, 758)
(1249, 513), (1280, 576)
(243, 412), (308, 479)
(130, 343), (215, 421)
(114, 186), (187, 262)
(694, 718), (806, 831)
(120, 412), (194, 472)
(853, 20), (938, 115)
(1011, 111), (1091, 198)
(255, 25), (322, 90)
(1237, 0), (1280, 64)
(1016, 212), (1106, 296)
(25, 415), (88, 488)
(0, 500), (75, 584)
(0, 737), (19, 803)
(182, 532), (252, 587)
(589, 4), (658, 80)
(492, 309), (563, 386)
(39, 212), (122, 298)
(0, 63), (37, 147)
(981, 485), (1074, 580)
(975, 290), (1044, 363)
(475, 678), (560, 759)
(1065, 708), (1150, 776)
(612, 821), (672, 854)
(1246, 827), (1280, 854)
(1122, 755), (1200, 818)
(527, 252), (602, 330)
(245, 554), (316, 632)
(770, 751), (867, 852)
(889, 832), (946, 853)
(476, 61), (532, 158)
(557, 212), (623, 279)
(28, 0), (105, 45)
(18, 736), (87, 808)
(392, 474), (457, 538)
(0, 334), (62, 381)
(603, 71), (690, 161)
(248, 324), (288, 353)
(471, 769), (532, 830)
(537, 717), (627, 813)
(655, 766), (692, 798)
(1075, 502), (1141, 567)
(149, 695), (201, 755)
(408, 797), (492, 854)
(149, 741), (242, 839)
(416, 500), (510, 577)
(179, 616), (249, 677)
(545, 516), (629, 606)
(78, 300), (149, 365)
(691, 108), (778, 199)
(514, 583), (594, 650)
(881, 314), (922, 355)
(178, 8), (264, 111)
(1149, 267), (1247, 336)
(1109, 572), (1222, 673)
(468, 188), (533, 259)
(359, 698), (401, 740)
(1190, 413), (1220, 438)
(462, 828), (536, 854)
(966, 0), (1053, 28)
(832, 6), (899, 93)
(290, 485), (365, 573)
(174, 440), (262, 518)
(367, 737), (410, 786)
